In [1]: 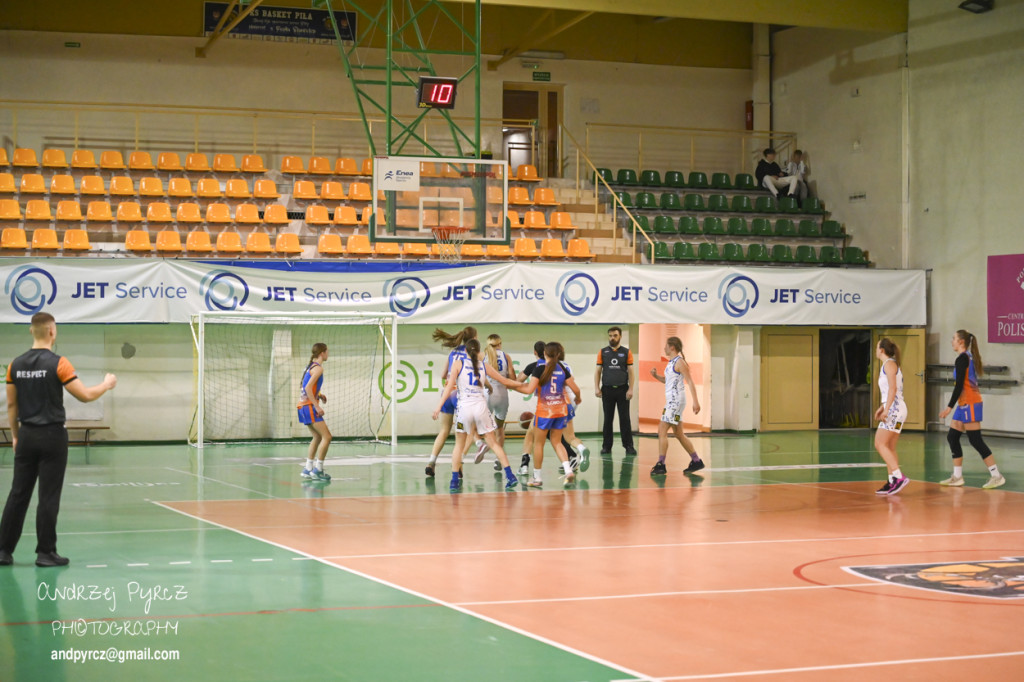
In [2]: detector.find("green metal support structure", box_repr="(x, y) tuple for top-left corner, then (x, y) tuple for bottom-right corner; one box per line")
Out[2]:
(317, 0), (482, 158)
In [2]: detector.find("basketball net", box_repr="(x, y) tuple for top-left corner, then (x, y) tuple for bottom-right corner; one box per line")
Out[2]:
(432, 226), (469, 263)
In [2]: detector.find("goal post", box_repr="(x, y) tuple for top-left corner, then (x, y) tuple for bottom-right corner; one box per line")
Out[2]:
(190, 311), (398, 454)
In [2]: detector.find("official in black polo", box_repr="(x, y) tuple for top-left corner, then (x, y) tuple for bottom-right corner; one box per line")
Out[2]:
(594, 326), (637, 456)
(0, 312), (117, 567)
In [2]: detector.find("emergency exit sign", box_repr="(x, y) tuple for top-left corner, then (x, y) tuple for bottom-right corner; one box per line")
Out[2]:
(532, 71), (551, 82)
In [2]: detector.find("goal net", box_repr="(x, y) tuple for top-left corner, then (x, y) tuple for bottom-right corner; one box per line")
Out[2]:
(190, 311), (397, 451)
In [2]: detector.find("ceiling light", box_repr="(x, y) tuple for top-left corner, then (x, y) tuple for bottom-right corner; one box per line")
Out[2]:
(958, 0), (994, 13)
(519, 50), (564, 60)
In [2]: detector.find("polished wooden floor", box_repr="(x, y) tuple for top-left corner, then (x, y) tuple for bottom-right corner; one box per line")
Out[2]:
(2, 430), (1023, 681)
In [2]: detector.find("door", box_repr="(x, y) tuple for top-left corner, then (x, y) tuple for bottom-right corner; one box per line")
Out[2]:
(502, 83), (563, 177)
(760, 327), (819, 431)
(871, 328), (926, 431)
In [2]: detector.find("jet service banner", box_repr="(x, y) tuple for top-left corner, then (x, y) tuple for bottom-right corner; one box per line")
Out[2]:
(0, 259), (926, 326)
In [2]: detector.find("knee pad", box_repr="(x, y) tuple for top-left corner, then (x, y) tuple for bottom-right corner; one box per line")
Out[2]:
(966, 430), (992, 458)
(946, 428), (963, 458)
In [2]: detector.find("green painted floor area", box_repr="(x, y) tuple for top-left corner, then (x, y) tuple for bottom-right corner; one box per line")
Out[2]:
(1, 430), (1021, 681)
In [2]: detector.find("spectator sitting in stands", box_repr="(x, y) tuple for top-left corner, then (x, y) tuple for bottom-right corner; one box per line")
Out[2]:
(755, 148), (798, 199)
(786, 149), (809, 203)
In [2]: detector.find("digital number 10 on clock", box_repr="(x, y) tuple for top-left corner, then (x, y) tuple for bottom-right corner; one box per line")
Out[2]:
(417, 77), (458, 109)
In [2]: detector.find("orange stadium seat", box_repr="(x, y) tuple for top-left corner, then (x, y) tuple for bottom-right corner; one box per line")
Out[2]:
(333, 205), (358, 226)
(204, 203), (232, 224)
(12, 148), (39, 168)
(225, 178), (252, 199)
(196, 178), (223, 198)
(280, 156), (306, 174)
(215, 230), (243, 254)
(146, 202), (173, 223)
(262, 204), (291, 226)
(79, 176), (106, 196)
(275, 233), (303, 256)
(86, 200), (113, 222)
(360, 158), (373, 176)
(345, 233), (373, 256)
(317, 233), (344, 256)
(100, 151), (126, 171)
(129, 151), (156, 171)
(139, 177), (166, 197)
(567, 238), (594, 260)
(234, 203), (262, 225)
(155, 229), (183, 255)
(347, 182), (372, 202)
(485, 243), (513, 259)
(124, 230), (153, 254)
(0, 149), (9, 167)
(245, 231), (274, 255)
(25, 200), (53, 221)
(307, 156), (333, 175)
(185, 230), (214, 253)
(31, 228), (60, 251)
(292, 180), (318, 201)
(513, 237), (539, 259)
(253, 179), (280, 199)
(533, 187), (559, 206)
(213, 154), (238, 173)
(116, 202), (143, 223)
(63, 229), (91, 252)
(516, 164), (541, 182)
(41, 149), (69, 169)
(55, 201), (83, 223)
(305, 205), (331, 227)
(402, 242), (431, 258)
(109, 176), (136, 197)
(0, 199), (22, 221)
(0, 173), (15, 194)
(168, 177), (194, 198)
(241, 154), (267, 173)
(508, 186), (532, 206)
(523, 210), (549, 230)
(19, 174), (46, 195)
(70, 150), (97, 170)
(540, 238), (566, 259)
(320, 181), (345, 201)
(157, 152), (184, 172)
(185, 153), (211, 173)
(549, 211), (577, 231)
(175, 202), (203, 224)
(1, 228), (28, 250)
(334, 157), (359, 175)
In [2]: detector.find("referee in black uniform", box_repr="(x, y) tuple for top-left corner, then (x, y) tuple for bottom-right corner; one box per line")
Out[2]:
(0, 312), (117, 567)
(594, 326), (637, 456)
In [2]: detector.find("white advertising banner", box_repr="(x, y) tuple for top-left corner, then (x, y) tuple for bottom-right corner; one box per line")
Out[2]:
(0, 259), (927, 326)
(373, 156), (420, 192)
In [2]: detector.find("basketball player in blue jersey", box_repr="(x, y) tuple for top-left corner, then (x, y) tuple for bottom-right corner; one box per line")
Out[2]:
(297, 343), (331, 481)
(496, 342), (581, 487)
(873, 338), (909, 495)
(649, 336), (704, 476)
(433, 339), (518, 491)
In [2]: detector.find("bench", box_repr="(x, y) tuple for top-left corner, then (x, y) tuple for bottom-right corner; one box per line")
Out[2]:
(1, 422), (109, 446)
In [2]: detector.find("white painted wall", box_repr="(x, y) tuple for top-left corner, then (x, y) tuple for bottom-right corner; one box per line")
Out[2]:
(771, 3), (1024, 434)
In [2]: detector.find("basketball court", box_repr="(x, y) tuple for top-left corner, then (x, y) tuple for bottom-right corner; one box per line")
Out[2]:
(2, 430), (1022, 681)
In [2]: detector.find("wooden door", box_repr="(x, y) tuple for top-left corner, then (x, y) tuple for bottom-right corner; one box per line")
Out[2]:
(760, 327), (819, 431)
(871, 328), (926, 431)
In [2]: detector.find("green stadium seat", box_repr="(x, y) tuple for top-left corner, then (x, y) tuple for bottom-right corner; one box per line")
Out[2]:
(803, 197), (825, 214)
(798, 219), (821, 237)
(843, 246), (868, 265)
(771, 244), (795, 263)
(635, 192), (658, 209)
(594, 168), (613, 186)
(821, 220), (843, 238)
(747, 244), (772, 262)
(678, 216), (701, 235)
(653, 215), (677, 234)
(778, 196), (800, 213)
(707, 194), (729, 212)
(616, 168), (638, 185)
(819, 246), (843, 264)
(731, 195), (754, 212)
(640, 169), (662, 187)
(615, 191), (633, 208)
(710, 172), (732, 189)
(687, 172), (709, 189)
(660, 192), (682, 211)
(631, 214), (650, 234)
(734, 173), (757, 191)
(751, 218), (773, 236)
(647, 240), (672, 261)
(698, 242), (720, 261)
(727, 217), (750, 236)
(703, 217), (725, 235)
(722, 243), (745, 262)
(774, 219), (797, 237)
(755, 195), (778, 213)
(673, 241), (697, 260)
(795, 245), (819, 263)
(663, 170), (686, 188)
(683, 194), (705, 211)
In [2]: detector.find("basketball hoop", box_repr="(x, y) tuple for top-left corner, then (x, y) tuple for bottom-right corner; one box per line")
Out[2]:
(432, 226), (469, 263)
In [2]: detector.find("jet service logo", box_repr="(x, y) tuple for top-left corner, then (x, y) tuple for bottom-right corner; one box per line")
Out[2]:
(556, 271), (599, 317)
(199, 270), (249, 311)
(5, 265), (58, 315)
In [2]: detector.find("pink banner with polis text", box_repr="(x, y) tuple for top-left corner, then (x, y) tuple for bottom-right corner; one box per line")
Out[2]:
(988, 254), (1024, 343)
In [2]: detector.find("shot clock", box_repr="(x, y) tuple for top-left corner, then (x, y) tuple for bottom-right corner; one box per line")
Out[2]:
(417, 77), (458, 109)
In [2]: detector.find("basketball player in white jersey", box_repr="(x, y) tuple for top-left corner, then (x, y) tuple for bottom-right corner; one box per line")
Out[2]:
(874, 337), (909, 495)
(433, 338), (518, 492)
(649, 336), (703, 475)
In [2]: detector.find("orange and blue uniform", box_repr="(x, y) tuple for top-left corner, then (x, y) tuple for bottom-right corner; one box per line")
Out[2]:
(531, 360), (570, 431)
(949, 351), (983, 423)
(297, 361), (323, 425)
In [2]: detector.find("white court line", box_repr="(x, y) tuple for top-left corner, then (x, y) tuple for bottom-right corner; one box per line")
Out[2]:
(86, 564), (107, 568)
(457, 582), (890, 606)
(168, 561), (191, 565)
(657, 650), (1024, 680)
(126, 563), (148, 567)
(151, 500), (655, 682)
(325, 528), (1024, 560)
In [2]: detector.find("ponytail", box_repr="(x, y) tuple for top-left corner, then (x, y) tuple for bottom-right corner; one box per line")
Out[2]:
(465, 338), (482, 386)
(432, 326), (478, 349)
(485, 334), (501, 370)
(878, 337), (901, 367)
(956, 329), (984, 376)
(539, 342), (560, 385)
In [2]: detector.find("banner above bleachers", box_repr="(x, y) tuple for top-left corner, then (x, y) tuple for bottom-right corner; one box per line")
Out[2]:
(0, 260), (926, 326)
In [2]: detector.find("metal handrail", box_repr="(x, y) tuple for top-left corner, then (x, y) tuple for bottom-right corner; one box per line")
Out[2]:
(561, 125), (654, 264)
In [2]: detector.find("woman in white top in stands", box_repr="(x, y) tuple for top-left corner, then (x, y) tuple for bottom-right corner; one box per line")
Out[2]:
(873, 337), (909, 495)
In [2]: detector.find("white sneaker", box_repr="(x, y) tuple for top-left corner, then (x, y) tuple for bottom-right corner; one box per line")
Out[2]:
(473, 440), (490, 464)
(982, 475), (1006, 490)
(939, 475), (964, 487)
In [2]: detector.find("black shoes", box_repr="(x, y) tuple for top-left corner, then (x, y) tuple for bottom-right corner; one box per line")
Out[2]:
(0, 550), (12, 566)
(684, 459), (705, 473)
(650, 461), (667, 475)
(625, 447), (638, 456)
(599, 449), (612, 455)
(35, 552), (70, 567)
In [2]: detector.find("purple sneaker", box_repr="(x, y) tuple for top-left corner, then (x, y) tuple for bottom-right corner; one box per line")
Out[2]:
(875, 479), (893, 495)
(887, 476), (909, 495)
